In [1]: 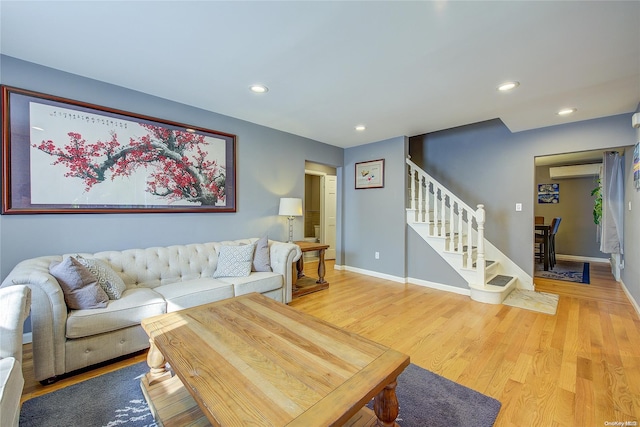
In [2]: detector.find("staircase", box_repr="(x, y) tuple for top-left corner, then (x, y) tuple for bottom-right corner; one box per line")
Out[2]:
(407, 158), (533, 304)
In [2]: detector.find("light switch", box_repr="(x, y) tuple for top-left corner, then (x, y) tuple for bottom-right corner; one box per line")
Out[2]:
(515, 203), (522, 211)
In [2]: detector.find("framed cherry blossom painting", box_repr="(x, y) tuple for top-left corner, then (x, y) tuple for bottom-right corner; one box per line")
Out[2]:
(1, 86), (236, 214)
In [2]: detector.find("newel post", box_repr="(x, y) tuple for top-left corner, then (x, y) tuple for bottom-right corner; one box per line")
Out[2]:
(476, 204), (486, 287)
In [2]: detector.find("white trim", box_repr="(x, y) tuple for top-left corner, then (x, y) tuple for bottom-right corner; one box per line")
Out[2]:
(619, 279), (640, 317)
(341, 265), (406, 283)
(23, 332), (32, 344)
(335, 264), (471, 296)
(556, 254), (610, 264)
(407, 277), (471, 296)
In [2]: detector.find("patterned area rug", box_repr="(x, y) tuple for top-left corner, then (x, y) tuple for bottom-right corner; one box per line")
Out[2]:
(20, 361), (501, 427)
(534, 260), (590, 284)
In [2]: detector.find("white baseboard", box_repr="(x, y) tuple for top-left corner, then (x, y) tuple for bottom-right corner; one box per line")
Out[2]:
(407, 277), (471, 296)
(556, 254), (609, 263)
(23, 332), (32, 344)
(334, 264), (470, 296)
(619, 279), (640, 317)
(340, 265), (406, 283)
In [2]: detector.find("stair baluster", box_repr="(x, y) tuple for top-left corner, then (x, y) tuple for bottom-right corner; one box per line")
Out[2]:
(476, 204), (486, 287)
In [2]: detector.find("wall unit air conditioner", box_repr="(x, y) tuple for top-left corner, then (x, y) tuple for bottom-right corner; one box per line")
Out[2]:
(549, 163), (602, 179)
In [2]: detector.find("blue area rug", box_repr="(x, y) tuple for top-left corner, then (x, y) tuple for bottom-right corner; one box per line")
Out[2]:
(20, 362), (501, 427)
(535, 260), (590, 284)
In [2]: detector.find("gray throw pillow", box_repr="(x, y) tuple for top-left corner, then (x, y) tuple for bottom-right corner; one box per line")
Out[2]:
(213, 244), (255, 278)
(252, 235), (272, 272)
(75, 256), (127, 300)
(49, 257), (109, 309)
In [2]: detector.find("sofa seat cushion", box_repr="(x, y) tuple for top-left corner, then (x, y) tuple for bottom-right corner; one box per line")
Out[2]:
(154, 278), (234, 312)
(218, 272), (283, 296)
(66, 288), (166, 339)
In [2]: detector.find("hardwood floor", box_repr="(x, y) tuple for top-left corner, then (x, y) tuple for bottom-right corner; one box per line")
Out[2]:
(21, 261), (640, 426)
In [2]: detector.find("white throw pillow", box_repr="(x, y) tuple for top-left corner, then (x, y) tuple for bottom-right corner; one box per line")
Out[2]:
(76, 256), (127, 299)
(213, 244), (255, 278)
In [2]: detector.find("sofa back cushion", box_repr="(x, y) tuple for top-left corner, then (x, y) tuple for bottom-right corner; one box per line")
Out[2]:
(72, 239), (258, 289)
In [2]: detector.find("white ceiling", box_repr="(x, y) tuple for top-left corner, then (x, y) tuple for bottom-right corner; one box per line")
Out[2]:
(1, 1), (639, 148)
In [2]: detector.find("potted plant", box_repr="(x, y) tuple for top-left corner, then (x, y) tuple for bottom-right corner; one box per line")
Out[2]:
(591, 179), (602, 225)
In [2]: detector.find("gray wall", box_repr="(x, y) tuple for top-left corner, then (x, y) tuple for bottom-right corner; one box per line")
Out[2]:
(406, 227), (467, 288)
(624, 131), (640, 307)
(409, 115), (638, 309)
(0, 55), (344, 281)
(343, 136), (407, 278)
(534, 165), (602, 259)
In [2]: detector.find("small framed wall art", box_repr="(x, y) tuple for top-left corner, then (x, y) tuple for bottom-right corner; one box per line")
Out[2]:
(355, 159), (384, 189)
(537, 183), (559, 204)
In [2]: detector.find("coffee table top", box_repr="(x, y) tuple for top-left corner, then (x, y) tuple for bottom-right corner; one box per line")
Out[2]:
(141, 292), (409, 426)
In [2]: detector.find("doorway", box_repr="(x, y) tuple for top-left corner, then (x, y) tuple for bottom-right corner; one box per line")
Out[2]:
(304, 162), (337, 260)
(533, 148), (626, 281)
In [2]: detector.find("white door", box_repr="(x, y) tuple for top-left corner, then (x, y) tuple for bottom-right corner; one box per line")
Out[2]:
(322, 175), (337, 259)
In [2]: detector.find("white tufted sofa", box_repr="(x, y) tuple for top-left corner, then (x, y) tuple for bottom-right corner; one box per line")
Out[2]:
(0, 238), (301, 383)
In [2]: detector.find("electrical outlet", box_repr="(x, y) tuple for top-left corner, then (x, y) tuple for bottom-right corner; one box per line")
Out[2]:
(375, 251), (380, 259)
(515, 203), (522, 211)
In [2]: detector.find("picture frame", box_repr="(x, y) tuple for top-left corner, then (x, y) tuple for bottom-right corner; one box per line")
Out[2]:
(537, 183), (559, 204)
(355, 159), (384, 189)
(1, 86), (236, 214)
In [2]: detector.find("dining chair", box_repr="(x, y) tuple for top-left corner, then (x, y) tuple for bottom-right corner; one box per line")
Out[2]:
(535, 217), (561, 267)
(548, 217), (562, 268)
(534, 216), (544, 237)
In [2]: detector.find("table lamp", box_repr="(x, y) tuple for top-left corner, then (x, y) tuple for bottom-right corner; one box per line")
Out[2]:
(279, 198), (302, 243)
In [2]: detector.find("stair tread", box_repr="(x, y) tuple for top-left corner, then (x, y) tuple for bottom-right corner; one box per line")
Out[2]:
(473, 260), (495, 268)
(487, 274), (514, 287)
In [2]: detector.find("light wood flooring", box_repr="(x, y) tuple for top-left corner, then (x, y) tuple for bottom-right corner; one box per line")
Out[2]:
(21, 260), (640, 426)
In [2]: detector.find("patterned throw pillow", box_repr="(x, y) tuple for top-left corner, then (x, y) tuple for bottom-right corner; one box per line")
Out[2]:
(213, 244), (255, 278)
(76, 256), (127, 299)
(49, 257), (109, 310)
(252, 235), (272, 272)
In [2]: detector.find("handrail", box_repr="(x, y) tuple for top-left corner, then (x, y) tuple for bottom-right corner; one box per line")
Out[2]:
(407, 158), (486, 286)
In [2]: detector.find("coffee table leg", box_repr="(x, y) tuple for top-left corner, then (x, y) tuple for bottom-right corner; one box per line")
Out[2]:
(373, 380), (400, 427)
(145, 337), (171, 385)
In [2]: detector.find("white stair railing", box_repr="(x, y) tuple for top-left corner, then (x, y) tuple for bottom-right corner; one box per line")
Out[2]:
(407, 158), (486, 285)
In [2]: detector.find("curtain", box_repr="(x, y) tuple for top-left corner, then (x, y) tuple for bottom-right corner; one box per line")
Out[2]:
(600, 152), (624, 254)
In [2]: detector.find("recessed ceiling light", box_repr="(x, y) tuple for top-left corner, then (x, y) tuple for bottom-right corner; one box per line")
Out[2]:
(497, 81), (520, 92)
(249, 84), (268, 94)
(355, 125), (366, 131)
(185, 128), (196, 133)
(557, 108), (577, 116)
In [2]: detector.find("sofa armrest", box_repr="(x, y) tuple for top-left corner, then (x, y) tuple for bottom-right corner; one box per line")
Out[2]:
(268, 241), (302, 303)
(0, 285), (31, 363)
(1, 256), (67, 381)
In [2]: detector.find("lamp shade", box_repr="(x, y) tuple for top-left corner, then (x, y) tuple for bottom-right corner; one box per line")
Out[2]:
(278, 198), (302, 216)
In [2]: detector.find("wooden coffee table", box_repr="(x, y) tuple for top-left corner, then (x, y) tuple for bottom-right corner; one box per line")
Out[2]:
(140, 293), (410, 426)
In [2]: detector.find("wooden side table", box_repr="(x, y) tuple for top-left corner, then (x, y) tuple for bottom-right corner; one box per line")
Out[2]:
(292, 240), (330, 298)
